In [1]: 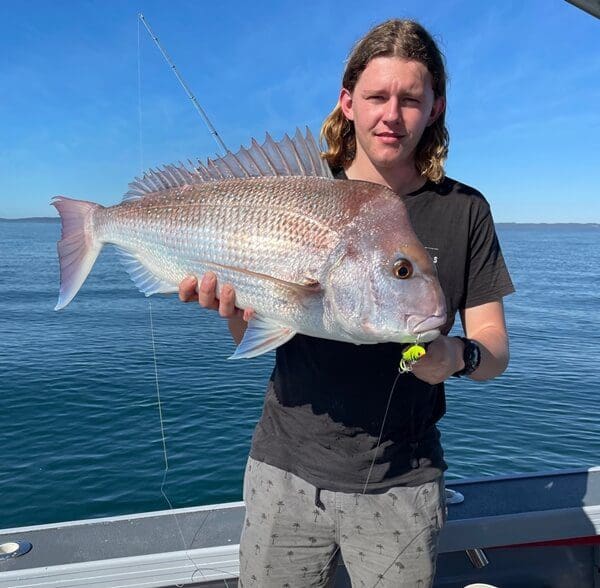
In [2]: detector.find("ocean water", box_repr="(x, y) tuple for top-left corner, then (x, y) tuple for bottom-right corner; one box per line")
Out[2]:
(0, 220), (598, 529)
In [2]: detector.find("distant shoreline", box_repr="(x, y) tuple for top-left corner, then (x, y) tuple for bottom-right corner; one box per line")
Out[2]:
(1, 217), (598, 229)
(498, 222), (600, 230)
(1, 217), (60, 223)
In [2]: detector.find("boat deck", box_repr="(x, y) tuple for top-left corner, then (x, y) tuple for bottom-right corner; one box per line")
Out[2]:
(1, 467), (599, 587)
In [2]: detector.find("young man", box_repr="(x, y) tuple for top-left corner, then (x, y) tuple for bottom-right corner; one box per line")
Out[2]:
(180, 19), (513, 588)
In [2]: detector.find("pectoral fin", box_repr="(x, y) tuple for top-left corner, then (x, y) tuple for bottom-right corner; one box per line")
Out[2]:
(229, 316), (296, 359)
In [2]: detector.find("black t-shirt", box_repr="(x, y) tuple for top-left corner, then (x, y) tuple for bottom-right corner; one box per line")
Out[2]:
(250, 174), (515, 492)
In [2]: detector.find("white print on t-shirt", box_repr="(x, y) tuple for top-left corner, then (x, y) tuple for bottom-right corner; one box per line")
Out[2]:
(425, 246), (439, 265)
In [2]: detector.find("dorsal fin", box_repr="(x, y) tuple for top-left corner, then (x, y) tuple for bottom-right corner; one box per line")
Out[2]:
(122, 127), (332, 202)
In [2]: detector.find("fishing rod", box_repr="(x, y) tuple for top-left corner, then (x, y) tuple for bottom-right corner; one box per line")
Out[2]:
(138, 13), (229, 155)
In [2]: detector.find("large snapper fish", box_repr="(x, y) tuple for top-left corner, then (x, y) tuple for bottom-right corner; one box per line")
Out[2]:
(52, 129), (446, 358)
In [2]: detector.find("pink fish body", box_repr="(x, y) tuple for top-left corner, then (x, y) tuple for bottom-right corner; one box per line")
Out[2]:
(52, 129), (446, 358)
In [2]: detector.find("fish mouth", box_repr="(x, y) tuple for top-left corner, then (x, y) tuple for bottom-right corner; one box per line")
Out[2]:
(408, 314), (446, 335)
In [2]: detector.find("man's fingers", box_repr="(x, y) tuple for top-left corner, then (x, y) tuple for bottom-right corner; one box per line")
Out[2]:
(243, 307), (255, 322)
(180, 272), (239, 317)
(179, 276), (198, 302)
(198, 272), (218, 309)
(219, 284), (236, 317)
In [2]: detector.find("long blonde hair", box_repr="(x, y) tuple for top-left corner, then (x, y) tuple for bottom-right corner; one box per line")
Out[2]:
(321, 19), (449, 183)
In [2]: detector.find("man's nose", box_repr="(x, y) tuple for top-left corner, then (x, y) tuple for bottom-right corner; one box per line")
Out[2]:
(383, 98), (402, 124)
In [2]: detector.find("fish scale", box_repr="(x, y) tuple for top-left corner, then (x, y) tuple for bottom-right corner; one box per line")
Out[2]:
(98, 178), (347, 284)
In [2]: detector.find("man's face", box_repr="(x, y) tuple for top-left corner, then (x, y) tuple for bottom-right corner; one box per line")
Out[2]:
(340, 57), (444, 170)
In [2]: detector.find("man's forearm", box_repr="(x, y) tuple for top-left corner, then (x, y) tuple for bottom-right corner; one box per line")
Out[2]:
(467, 326), (509, 381)
(460, 300), (510, 381)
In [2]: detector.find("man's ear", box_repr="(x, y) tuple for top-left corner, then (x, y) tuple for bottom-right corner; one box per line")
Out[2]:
(427, 96), (445, 126)
(339, 88), (354, 121)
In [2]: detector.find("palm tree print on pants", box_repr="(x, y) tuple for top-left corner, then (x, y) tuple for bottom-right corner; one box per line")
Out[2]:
(422, 487), (430, 504)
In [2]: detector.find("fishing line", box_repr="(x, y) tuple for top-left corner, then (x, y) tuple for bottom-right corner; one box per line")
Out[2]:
(137, 19), (144, 177)
(361, 371), (402, 495)
(314, 371), (401, 580)
(138, 18), (232, 587)
(148, 301), (170, 500)
(369, 526), (431, 588)
(149, 302), (231, 586)
(317, 341), (428, 584)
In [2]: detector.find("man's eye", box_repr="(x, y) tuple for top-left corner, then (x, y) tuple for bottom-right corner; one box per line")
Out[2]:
(367, 95), (385, 101)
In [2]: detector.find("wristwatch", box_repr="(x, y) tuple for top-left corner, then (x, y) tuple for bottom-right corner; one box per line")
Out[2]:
(452, 337), (481, 377)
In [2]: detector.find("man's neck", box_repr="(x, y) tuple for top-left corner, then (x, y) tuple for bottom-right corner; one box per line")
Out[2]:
(344, 155), (426, 196)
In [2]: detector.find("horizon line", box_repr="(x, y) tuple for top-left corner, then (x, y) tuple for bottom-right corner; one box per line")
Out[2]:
(1, 216), (599, 226)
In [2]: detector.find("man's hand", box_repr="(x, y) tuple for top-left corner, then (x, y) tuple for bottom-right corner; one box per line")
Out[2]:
(178, 273), (253, 343)
(411, 301), (510, 384)
(410, 336), (464, 385)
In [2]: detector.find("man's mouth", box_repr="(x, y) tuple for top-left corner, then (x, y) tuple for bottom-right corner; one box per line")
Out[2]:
(375, 132), (404, 142)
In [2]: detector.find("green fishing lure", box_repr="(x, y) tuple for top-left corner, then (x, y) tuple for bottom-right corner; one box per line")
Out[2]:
(399, 343), (427, 373)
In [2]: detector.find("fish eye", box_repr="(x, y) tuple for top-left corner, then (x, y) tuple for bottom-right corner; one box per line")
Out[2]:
(393, 259), (413, 279)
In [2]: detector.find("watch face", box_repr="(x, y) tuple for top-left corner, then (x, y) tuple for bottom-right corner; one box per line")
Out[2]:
(453, 337), (481, 377)
(465, 340), (481, 374)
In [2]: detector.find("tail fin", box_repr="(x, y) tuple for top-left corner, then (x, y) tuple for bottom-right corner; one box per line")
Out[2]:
(51, 196), (103, 310)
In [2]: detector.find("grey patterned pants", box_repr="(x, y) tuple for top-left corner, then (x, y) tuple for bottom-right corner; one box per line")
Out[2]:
(239, 457), (446, 587)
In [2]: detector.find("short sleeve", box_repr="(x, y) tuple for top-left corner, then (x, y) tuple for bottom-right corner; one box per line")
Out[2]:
(464, 201), (515, 308)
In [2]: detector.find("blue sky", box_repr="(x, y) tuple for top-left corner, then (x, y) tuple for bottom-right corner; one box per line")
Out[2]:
(1, 0), (598, 222)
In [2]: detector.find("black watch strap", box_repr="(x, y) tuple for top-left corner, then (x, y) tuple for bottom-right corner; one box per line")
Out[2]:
(452, 337), (481, 377)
